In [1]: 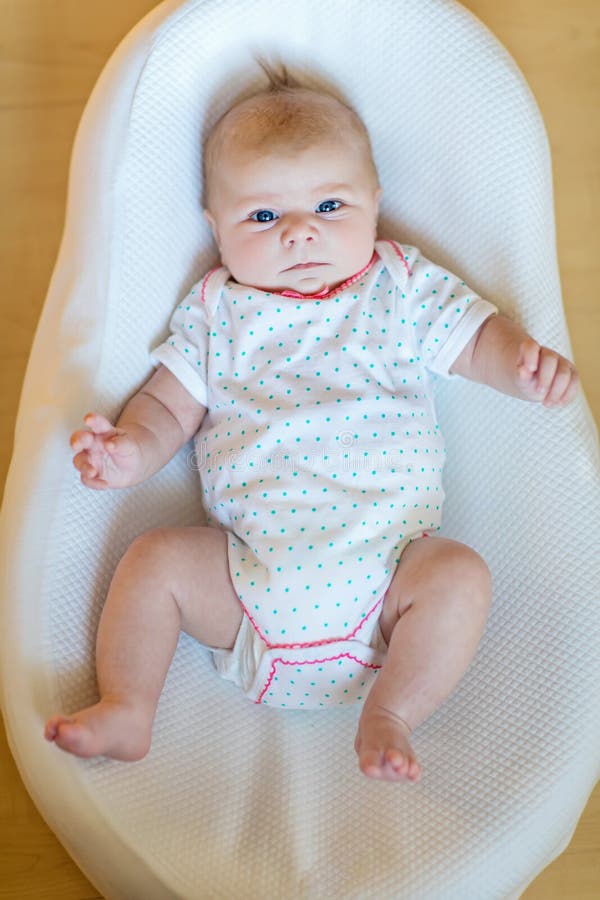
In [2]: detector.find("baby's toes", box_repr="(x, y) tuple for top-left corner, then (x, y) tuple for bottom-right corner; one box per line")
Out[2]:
(44, 715), (70, 742)
(406, 756), (422, 782)
(358, 746), (385, 779)
(384, 747), (409, 777)
(385, 746), (422, 782)
(53, 721), (88, 754)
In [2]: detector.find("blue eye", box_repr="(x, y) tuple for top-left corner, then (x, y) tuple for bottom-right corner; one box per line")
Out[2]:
(251, 209), (277, 222)
(316, 199), (342, 214)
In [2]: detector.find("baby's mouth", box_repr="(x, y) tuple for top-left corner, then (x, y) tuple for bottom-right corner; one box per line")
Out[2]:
(282, 262), (328, 272)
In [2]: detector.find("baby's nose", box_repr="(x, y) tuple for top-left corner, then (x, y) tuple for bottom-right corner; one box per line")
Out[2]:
(281, 214), (318, 247)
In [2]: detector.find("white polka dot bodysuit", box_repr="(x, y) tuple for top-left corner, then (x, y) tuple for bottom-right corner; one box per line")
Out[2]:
(152, 241), (497, 708)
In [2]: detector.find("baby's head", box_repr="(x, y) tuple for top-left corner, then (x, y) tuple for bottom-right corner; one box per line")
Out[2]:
(204, 67), (381, 295)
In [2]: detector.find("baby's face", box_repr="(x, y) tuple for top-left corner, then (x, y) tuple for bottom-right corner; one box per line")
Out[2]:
(205, 140), (381, 295)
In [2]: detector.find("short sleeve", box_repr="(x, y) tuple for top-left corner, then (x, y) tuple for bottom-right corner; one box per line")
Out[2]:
(151, 281), (210, 407)
(403, 250), (498, 377)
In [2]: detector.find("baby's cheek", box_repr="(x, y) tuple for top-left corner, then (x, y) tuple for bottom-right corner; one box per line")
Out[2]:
(340, 228), (376, 275)
(227, 238), (270, 283)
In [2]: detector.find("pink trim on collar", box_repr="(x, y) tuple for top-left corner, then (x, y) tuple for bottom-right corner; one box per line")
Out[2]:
(279, 252), (378, 300)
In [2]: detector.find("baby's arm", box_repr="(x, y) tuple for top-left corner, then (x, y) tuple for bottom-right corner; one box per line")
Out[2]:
(72, 365), (206, 489)
(450, 314), (579, 407)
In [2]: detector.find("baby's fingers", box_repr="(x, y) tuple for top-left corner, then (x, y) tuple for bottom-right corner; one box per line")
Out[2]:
(530, 348), (559, 400)
(83, 412), (115, 436)
(516, 339), (542, 393)
(72, 451), (109, 489)
(70, 428), (95, 453)
(543, 359), (579, 408)
(524, 346), (579, 408)
(70, 412), (116, 452)
(102, 430), (138, 459)
(517, 338), (541, 376)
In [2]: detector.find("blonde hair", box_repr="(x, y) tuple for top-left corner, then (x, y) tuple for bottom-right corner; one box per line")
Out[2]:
(204, 64), (379, 208)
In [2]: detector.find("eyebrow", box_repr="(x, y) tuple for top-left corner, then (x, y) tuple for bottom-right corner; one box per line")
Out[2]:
(312, 182), (354, 195)
(237, 183), (355, 208)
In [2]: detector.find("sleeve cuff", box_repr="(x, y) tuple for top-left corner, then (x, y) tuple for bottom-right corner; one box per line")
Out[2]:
(429, 299), (498, 378)
(150, 343), (209, 407)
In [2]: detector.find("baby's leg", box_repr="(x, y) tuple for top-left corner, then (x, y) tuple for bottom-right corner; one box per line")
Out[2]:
(44, 526), (242, 760)
(355, 537), (492, 782)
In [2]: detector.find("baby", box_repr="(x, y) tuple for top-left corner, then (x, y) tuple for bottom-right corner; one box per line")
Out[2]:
(45, 69), (579, 782)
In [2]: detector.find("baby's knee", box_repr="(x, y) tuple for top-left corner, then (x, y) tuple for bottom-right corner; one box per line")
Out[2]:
(119, 527), (179, 575)
(417, 538), (491, 611)
(386, 537), (491, 620)
(448, 542), (492, 613)
(468, 546), (491, 593)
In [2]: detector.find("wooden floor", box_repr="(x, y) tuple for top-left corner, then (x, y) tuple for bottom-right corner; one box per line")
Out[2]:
(1, 1), (598, 897)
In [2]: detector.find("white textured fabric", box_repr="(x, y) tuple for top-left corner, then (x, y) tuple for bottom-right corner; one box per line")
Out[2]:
(1, 1), (598, 898)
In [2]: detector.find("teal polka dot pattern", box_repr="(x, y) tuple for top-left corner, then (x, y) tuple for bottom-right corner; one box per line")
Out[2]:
(254, 647), (382, 708)
(152, 241), (498, 704)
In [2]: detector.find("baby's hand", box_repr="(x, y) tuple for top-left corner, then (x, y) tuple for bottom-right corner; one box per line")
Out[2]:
(516, 339), (579, 408)
(71, 413), (144, 489)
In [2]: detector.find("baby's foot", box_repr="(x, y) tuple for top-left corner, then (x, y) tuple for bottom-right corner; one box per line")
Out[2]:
(44, 698), (152, 761)
(355, 704), (421, 782)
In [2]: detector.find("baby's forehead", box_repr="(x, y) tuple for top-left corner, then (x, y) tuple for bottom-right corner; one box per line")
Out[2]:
(204, 87), (379, 203)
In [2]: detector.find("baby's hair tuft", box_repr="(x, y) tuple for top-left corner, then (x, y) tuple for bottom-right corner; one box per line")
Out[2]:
(256, 59), (301, 93)
(203, 62), (380, 209)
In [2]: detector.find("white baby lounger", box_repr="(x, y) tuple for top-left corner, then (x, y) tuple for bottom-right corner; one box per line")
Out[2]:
(1, 0), (599, 897)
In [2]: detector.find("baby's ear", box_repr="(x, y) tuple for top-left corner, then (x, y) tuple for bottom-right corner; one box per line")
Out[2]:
(203, 210), (220, 248)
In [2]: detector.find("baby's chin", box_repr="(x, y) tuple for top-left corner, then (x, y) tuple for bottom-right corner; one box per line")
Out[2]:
(232, 267), (346, 297)
(280, 273), (333, 295)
